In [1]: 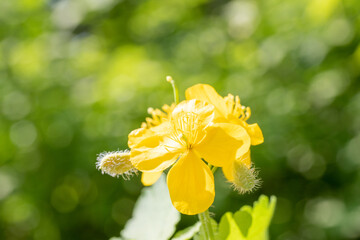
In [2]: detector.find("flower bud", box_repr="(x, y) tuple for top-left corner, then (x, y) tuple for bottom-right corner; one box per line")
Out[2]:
(96, 150), (136, 179)
(166, 76), (173, 83)
(232, 161), (260, 194)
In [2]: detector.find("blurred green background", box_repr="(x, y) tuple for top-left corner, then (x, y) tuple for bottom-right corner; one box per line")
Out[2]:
(1, 0), (360, 239)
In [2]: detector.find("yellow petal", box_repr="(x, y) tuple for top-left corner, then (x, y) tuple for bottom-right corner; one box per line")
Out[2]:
(141, 171), (163, 186)
(129, 120), (183, 171)
(222, 163), (233, 182)
(222, 150), (251, 181)
(128, 122), (171, 149)
(194, 123), (251, 167)
(167, 150), (214, 215)
(227, 118), (264, 147)
(246, 123), (264, 145)
(128, 127), (147, 148)
(185, 84), (228, 119)
(130, 138), (182, 171)
(129, 122), (183, 172)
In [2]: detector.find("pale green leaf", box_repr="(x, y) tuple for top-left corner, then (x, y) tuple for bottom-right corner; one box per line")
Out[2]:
(244, 195), (277, 240)
(216, 195), (276, 240)
(233, 209), (252, 237)
(172, 222), (201, 240)
(218, 212), (246, 240)
(121, 174), (181, 240)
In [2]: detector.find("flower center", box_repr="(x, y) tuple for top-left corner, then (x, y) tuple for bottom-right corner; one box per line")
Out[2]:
(171, 111), (204, 149)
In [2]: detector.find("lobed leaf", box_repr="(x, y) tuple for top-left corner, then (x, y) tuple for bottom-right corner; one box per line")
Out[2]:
(217, 195), (277, 240)
(119, 174), (181, 240)
(218, 212), (246, 240)
(172, 222), (201, 240)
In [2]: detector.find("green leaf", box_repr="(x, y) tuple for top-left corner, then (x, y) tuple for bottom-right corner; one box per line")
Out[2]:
(217, 195), (277, 240)
(109, 238), (124, 240)
(241, 195), (277, 240)
(233, 210), (252, 237)
(172, 222), (201, 240)
(120, 174), (181, 240)
(218, 212), (246, 240)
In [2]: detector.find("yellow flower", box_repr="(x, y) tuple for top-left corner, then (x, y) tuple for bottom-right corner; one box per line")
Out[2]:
(185, 84), (264, 181)
(138, 104), (175, 186)
(186, 84), (263, 145)
(128, 99), (250, 215)
(96, 105), (174, 184)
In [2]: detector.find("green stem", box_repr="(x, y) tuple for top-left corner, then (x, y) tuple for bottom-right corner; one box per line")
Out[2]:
(167, 76), (179, 104)
(198, 210), (215, 240)
(171, 81), (179, 104)
(197, 165), (217, 239)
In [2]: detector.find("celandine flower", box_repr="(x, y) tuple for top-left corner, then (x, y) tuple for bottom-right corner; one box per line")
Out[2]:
(128, 99), (251, 215)
(138, 104), (175, 186)
(185, 84), (263, 146)
(185, 84), (264, 182)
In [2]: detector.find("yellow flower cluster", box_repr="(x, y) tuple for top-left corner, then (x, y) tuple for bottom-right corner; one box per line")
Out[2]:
(97, 83), (263, 215)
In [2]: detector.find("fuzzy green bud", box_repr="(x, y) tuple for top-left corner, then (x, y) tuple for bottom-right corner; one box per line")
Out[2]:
(96, 150), (137, 179)
(232, 161), (260, 194)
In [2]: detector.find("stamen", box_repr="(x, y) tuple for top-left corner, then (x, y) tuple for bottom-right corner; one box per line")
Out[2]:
(244, 107), (251, 121)
(223, 94), (252, 121)
(142, 104), (175, 129)
(171, 111), (204, 148)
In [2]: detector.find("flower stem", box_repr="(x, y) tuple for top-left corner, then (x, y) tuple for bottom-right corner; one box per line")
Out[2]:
(198, 210), (215, 240)
(166, 76), (179, 104)
(197, 165), (217, 239)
